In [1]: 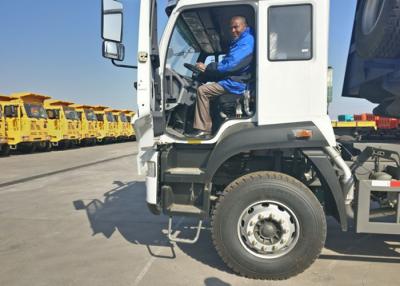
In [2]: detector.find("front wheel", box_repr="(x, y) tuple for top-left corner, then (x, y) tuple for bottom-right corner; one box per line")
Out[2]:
(211, 171), (326, 280)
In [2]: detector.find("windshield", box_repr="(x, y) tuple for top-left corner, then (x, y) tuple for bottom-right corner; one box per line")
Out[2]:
(63, 107), (79, 120)
(166, 18), (201, 77)
(106, 112), (115, 122)
(24, 104), (48, 119)
(46, 109), (60, 119)
(84, 109), (97, 121)
(120, 113), (127, 122)
(96, 114), (104, 121)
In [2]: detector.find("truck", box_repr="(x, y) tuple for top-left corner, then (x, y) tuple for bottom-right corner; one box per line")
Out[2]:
(71, 104), (98, 146)
(44, 99), (81, 148)
(122, 110), (136, 141)
(3, 92), (51, 153)
(101, 0), (400, 280)
(93, 105), (117, 144)
(0, 95), (11, 156)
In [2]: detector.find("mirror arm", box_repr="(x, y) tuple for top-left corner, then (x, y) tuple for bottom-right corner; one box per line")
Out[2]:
(111, 59), (137, 69)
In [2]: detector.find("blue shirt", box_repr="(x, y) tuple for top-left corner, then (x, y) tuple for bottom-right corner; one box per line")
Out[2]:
(206, 27), (255, 95)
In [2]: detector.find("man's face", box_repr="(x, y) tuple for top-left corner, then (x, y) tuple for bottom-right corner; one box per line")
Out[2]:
(230, 18), (246, 40)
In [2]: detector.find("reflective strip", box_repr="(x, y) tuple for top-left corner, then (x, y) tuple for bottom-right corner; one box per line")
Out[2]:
(390, 181), (400, 188)
(371, 181), (390, 187)
(371, 180), (400, 188)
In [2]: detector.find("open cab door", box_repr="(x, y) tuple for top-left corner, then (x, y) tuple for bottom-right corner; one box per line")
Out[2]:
(135, 0), (163, 175)
(101, 0), (162, 175)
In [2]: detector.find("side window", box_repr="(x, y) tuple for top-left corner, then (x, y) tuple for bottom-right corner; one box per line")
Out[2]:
(268, 4), (312, 61)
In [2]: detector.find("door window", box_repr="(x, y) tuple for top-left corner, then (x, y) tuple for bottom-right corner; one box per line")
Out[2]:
(268, 4), (312, 61)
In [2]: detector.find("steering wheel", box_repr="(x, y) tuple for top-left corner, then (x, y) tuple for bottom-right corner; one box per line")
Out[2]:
(184, 63), (203, 74)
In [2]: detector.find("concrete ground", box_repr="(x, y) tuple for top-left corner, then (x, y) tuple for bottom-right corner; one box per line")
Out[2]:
(0, 142), (399, 286)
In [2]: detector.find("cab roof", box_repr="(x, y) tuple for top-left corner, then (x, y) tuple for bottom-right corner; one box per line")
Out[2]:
(45, 99), (74, 107)
(0, 95), (14, 101)
(92, 105), (109, 111)
(70, 104), (95, 109)
(122, 110), (135, 115)
(11, 92), (51, 101)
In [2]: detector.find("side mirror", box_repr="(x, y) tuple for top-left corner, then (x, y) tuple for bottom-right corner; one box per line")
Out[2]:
(102, 0), (123, 43)
(103, 41), (125, 61)
(4, 106), (17, 118)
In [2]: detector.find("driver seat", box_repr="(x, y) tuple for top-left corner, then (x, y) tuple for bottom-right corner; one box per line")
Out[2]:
(217, 89), (255, 120)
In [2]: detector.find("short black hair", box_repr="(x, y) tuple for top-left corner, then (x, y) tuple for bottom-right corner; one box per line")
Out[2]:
(231, 15), (248, 26)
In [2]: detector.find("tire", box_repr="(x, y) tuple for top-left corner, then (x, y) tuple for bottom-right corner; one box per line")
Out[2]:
(18, 143), (36, 154)
(0, 144), (10, 156)
(355, 0), (400, 59)
(211, 171), (326, 280)
(37, 141), (51, 152)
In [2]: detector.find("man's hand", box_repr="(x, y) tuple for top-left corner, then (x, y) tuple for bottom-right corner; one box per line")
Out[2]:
(196, 62), (206, 72)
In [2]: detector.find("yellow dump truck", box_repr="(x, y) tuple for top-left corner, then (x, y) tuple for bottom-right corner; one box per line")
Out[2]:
(71, 104), (98, 146)
(110, 109), (129, 141)
(92, 106), (117, 144)
(3, 92), (51, 153)
(0, 95), (12, 156)
(122, 110), (136, 141)
(44, 100), (81, 148)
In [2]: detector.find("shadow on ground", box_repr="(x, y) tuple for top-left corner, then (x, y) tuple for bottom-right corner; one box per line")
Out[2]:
(321, 217), (400, 263)
(73, 180), (230, 272)
(74, 181), (400, 273)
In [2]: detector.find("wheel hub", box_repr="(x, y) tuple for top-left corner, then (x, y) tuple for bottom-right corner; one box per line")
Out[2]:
(238, 201), (299, 259)
(259, 221), (279, 239)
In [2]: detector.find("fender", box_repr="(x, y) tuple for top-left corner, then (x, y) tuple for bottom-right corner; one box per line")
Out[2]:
(204, 121), (329, 181)
(203, 122), (349, 231)
(302, 149), (348, 231)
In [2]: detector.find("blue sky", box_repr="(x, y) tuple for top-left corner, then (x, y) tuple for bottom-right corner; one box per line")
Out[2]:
(0, 0), (375, 118)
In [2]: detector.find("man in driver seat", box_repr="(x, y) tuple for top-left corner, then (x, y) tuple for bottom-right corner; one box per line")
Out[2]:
(191, 15), (255, 138)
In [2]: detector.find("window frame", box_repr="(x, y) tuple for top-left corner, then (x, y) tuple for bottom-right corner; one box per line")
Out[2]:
(267, 3), (314, 62)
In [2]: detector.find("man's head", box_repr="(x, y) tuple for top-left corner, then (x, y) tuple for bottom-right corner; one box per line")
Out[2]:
(230, 16), (248, 40)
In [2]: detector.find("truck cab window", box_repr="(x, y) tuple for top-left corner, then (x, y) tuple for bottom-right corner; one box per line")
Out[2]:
(166, 18), (201, 77)
(268, 5), (312, 61)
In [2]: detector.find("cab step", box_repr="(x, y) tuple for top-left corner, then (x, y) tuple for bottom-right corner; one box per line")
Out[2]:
(164, 167), (205, 183)
(166, 203), (203, 216)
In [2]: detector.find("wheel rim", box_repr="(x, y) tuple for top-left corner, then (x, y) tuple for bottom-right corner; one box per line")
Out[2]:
(362, 0), (385, 35)
(237, 200), (300, 259)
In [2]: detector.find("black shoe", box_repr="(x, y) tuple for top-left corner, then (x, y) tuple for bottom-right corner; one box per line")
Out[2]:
(188, 130), (212, 139)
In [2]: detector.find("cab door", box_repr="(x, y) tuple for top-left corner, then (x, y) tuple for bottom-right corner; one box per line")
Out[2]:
(135, 0), (162, 173)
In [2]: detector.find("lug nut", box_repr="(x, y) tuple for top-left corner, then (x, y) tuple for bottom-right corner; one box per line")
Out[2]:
(252, 241), (256, 246)
(258, 214), (263, 220)
(247, 231), (251, 236)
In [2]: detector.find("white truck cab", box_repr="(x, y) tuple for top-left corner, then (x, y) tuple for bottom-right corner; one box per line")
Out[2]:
(101, 0), (400, 279)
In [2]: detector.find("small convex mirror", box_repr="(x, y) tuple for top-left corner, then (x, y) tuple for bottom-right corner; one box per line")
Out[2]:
(102, 0), (123, 43)
(103, 41), (125, 61)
